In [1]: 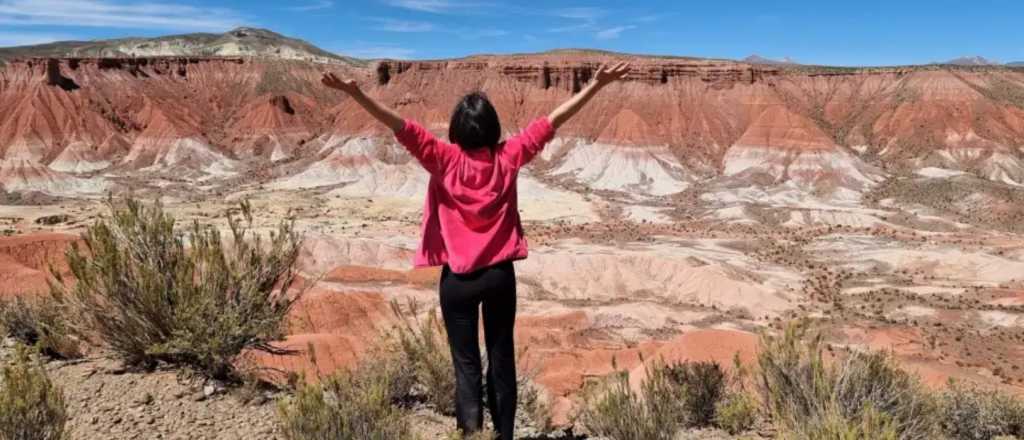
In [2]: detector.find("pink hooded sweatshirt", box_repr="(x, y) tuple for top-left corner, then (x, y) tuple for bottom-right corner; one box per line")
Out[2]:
(394, 117), (556, 274)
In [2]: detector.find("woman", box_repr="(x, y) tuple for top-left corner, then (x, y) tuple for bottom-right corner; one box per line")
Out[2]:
(322, 61), (630, 439)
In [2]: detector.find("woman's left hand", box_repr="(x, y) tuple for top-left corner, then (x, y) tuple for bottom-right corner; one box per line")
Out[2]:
(321, 72), (360, 95)
(595, 62), (631, 86)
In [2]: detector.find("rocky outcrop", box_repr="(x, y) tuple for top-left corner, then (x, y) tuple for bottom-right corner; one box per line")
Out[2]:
(269, 95), (295, 115)
(43, 59), (78, 91)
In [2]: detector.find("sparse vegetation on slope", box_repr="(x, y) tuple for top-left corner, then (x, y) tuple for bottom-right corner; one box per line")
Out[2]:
(386, 300), (554, 432)
(758, 322), (940, 440)
(940, 382), (1024, 440)
(714, 391), (758, 435)
(51, 196), (303, 381)
(389, 300), (458, 416)
(866, 175), (1024, 233)
(0, 344), (67, 440)
(277, 360), (414, 440)
(0, 296), (80, 359)
(579, 359), (735, 440)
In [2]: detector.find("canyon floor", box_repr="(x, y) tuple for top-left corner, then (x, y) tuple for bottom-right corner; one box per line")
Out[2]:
(3, 156), (1024, 438)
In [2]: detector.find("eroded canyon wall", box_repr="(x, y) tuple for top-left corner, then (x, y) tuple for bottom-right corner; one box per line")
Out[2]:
(2, 54), (1024, 195)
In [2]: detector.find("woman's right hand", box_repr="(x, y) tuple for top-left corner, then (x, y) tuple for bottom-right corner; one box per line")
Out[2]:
(321, 72), (360, 95)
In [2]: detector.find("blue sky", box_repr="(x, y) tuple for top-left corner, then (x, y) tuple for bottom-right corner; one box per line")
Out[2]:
(0, 0), (1022, 66)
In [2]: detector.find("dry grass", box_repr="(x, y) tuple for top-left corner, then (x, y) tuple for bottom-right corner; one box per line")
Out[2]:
(579, 366), (663, 440)
(0, 344), (67, 440)
(447, 430), (496, 440)
(0, 296), (80, 359)
(783, 404), (900, 440)
(579, 359), (731, 440)
(277, 360), (414, 440)
(663, 360), (726, 427)
(715, 391), (758, 435)
(51, 197), (303, 381)
(388, 300), (457, 415)
(757, 322), (940, 440)
(940, 382), (1024, 440)
(386, 300), (553, 431)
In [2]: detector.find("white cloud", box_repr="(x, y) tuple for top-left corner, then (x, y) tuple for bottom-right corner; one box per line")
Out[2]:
(0, 0), (246, 32)
(368, 17), (436, 32)
(334, 43), (416, 60)
(365, 16), (504, 40)
(0, 31), (78, 47)
(381, 0), (488, 14)
(595, 25), (636, 40)
(286, 1), (333, 12)
(549, 22), (597, 33)
(552, 7), (606, 21)
(457, 28), (507, 39)
(546, 7), (608, 34)
(633, 13), (669, 23)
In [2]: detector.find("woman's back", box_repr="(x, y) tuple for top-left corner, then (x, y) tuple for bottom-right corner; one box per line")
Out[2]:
(394, 117), (555, 274)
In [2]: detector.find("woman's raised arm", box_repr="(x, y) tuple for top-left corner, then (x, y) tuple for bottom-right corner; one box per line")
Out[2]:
(322, 72), (405, 133)
(547, 62), (630, 130)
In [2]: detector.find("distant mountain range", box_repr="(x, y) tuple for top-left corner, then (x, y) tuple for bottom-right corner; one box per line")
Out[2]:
(945, 56), (998, 66)
(0, 27), (360, 65)
(742, 54), (800, 65)
(943, 56), (1024, 67)
(0, 27), (1020, 70)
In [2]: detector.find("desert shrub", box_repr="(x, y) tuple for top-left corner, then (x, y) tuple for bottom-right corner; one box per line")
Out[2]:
(715, 391), (758, 434)
(0, 297), (80, 359)
(447, 430), (497, 440)
(940, 381), (1024, 440)
(517, 374), (553, 432)
(0, 344), (68, 440)
(277, 361), (414, 440)
(579, 367), (665, 440)
(387, 301), (555, 430)
(580, 358), (729, 440)
(52, 197), (302, 381)
(663, 360), (726, 427)
(785, 404), (899, 440)
(388, 300), (457, 415)
(758, 322), (939, 440)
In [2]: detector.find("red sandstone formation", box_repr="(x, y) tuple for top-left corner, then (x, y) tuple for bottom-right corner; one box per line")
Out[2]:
(0, 233), (75, 297)
(2, 54), (1024, 194)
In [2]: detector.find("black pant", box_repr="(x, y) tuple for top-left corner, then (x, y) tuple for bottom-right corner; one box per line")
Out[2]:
(440, 261), (517, 439)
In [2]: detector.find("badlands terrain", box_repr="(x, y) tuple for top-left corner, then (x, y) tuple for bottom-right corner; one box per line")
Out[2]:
(2, 27), (1024, 437)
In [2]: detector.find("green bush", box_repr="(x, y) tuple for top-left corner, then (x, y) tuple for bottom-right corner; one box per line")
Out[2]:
(387, 301), (554, 430)
(758, 322), (939, 440)
(388, 300), (457, 415)
(52, 197), (303, 381)
(0, 344), (67, 440)
(517, 374), (553, 432)
(940, 382), (1024, 440)
(715, 391), (758, 434)
(0, 297), (80, 359)
(447, 430), (496, 440)
(277, 361), (414, 440)
(580, 358), (730, 440)
(663, 360), (726, 427)
(786, 404), (899, 440)
(579, 367), (664, 440)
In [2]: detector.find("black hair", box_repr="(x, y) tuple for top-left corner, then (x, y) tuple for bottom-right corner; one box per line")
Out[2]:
(449, 92), (501, 150)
